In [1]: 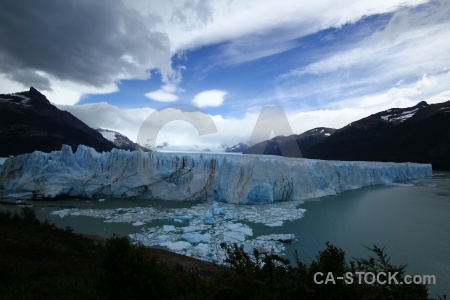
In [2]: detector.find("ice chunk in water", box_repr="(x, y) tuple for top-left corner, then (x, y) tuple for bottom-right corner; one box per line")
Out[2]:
(256, 234), (297, 243)
(160, 241), (192, 251)
(182, 233), (211, 243)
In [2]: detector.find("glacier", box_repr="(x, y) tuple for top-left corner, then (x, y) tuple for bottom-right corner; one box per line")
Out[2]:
(0, 144), (432, 204)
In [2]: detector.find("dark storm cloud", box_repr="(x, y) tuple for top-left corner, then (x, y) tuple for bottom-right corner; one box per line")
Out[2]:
(0, 0), (172, 90)
(8, 68), (52, 90)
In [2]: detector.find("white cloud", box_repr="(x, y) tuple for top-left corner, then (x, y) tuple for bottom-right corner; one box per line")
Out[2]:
(145, 65), (185, 102)
(0, 71), (119, 105)
(24, 1), (450, 149)
(129, 0), (429, 67)
(333, 72), (450, 112)
(145, 89), (179, 102)
(57, 102), (155, 142)
(0, 0), (172, 103)
(0, 0), (433, 103)
(0, 74), (28, 93)
(129, 0), (428, 50)
(283, 1), (450, 82)
(268, 0), (450, 115)
(192, 90), (227, 107)
(60, 79), (449, 150)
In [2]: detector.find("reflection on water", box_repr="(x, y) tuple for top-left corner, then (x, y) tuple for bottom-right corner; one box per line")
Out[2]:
(1, 172), (449, 295)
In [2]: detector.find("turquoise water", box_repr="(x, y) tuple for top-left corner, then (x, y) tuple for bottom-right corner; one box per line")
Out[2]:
(1, 172), (449, 295)
(283, 174), (450, 296)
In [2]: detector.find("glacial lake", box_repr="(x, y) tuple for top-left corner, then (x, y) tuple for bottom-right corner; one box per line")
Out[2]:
(1, 172), (449, 295)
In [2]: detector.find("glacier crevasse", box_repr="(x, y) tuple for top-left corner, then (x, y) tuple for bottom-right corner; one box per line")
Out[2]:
(0, 145), (432, 204)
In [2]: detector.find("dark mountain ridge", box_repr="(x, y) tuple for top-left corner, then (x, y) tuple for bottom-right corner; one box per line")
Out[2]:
(0, 87), (115, 156)
(243, 127), (337, 156)
(242, 100), (450, 170)
(225, 142), (249, 153)
(304, 100), (450, 170)
(96, 128), (149, 152)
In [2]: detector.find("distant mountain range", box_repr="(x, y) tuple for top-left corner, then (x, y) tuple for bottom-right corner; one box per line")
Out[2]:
(303, 100), (450, 170)
(242, 100), (450, 170)
(225, 142), (249, 153)
(243, 127), (337, 156)
(0, 87), (145, 156)
(2, 88), (449, 170)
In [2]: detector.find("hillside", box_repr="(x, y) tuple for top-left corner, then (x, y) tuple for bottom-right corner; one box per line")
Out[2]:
(242, 100), (450, 170)
(0, 88), (115, 156)
(243, 127), (337, 156)
(96, 128), (149, 152)
(304, 100), (450, 170)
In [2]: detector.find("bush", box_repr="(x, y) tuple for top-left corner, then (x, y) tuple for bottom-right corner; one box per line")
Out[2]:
(347, 245), (429, 299)
(102, 235), (167, 299)
(309, 241), (348, 299)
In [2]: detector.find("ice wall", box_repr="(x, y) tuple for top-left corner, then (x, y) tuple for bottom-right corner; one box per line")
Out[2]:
(0, 145), (432, 204)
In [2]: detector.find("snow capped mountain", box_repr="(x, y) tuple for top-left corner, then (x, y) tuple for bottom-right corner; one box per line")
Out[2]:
(0, 92), (32, 107)
(241, 100), (450, 170)
(380, 107), (421, 123)
(379, 101), (435, 123)
(0, 144), (431, 203)
(148, 142), (228, 153)
(342, 101), (431, 130)
(97, 128), (117, 142)
(96, 128), (149, 152)
(304, 100), (450, 170)
(0, 87), (115, 157)
(225, 142), (249, 153)
(243, 127), (336, 156)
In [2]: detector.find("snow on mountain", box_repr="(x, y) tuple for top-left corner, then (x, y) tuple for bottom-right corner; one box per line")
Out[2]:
(243, 127), (336, 156)
(305, 100), (450, 170)
(96, 128), (149, 152)
(379, 107), (422, 123)
(97, 129), (117, 142)
(0, 93), (31, 106)
(225, 142), (249, 153)
(0, 87), (115, 157)
(347, 101), (431, 129)
(0, 145), (431, 203)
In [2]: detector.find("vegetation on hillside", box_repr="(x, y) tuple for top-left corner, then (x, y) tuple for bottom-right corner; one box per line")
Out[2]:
(0, 208), (446, 299)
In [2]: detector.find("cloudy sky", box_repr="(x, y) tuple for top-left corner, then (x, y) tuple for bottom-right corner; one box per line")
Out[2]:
(1, 0), (450, 148)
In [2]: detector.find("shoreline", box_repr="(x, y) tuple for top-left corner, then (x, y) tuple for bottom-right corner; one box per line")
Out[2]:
(80, 233), (221, 276)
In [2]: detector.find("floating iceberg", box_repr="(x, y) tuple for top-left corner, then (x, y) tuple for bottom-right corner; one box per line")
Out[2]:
(256, 234), (297, 243)
(0, 145), (432, 204)
(182, 233), (211, 243)
(132, 221), (145, 226)
(50, 201), (307, 262)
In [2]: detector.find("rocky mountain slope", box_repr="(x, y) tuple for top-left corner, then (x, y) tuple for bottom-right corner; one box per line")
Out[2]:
(225, 142), (249, 153)
(96, 128), (149, 152)
(0, 87), (115, 156)
(243, 127), (337, 156)
(242, 100), (450, 170)
(304, 100), (450, 170)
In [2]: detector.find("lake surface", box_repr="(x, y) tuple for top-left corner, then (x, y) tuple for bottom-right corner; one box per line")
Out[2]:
(1, 172), (449, 295)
